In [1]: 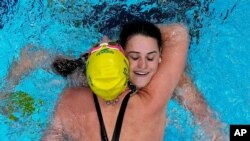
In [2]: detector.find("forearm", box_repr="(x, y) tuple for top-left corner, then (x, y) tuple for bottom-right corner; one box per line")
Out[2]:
(175, 74), (225, 140)
(176, 74), (212, 120)
(3, 45), (51, 92)
(6, 60), (32, 87)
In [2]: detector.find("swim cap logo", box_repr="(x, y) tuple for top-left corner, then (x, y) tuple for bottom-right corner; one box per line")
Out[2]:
(123, 67), (128, 86)
(96, 48), (114, 56)
(87, 75), (93, 86)
(124, 58), (128, 68)
(123, 58), (129, 86)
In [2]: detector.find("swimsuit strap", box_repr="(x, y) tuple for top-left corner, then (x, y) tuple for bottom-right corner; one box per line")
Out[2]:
(93, 90), (134, 141)
(93, 94), (109, 141)
(111, 91), (132, 141)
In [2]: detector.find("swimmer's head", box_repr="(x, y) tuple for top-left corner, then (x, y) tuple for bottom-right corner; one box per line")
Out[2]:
(119, 20), (162, 50)
(86, 42), (129, 101)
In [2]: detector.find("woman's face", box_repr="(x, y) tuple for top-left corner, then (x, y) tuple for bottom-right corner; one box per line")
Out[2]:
(125, 34), (161, 89)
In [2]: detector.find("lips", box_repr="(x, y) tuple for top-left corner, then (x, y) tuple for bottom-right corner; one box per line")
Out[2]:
(134, 71), (149, 75)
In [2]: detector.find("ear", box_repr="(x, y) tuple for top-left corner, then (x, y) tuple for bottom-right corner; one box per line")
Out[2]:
(159, 57), (162, 63)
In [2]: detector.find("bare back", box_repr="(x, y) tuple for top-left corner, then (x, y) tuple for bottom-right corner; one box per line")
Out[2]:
(43, 87), (167, 141)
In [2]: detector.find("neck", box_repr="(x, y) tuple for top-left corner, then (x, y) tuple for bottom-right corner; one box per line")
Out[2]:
(105, 98), (119, 105)
(99, 88), (131, 106)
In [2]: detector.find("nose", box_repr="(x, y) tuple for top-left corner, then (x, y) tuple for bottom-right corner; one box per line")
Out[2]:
(138, 58), (147, 69)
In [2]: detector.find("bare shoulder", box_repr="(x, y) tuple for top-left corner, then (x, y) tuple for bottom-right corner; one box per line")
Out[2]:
(62, 87), (91, 97)
(42, 87), (93, 140)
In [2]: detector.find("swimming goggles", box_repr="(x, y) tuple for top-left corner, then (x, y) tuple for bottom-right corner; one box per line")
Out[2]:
(88, 41), (125, 55)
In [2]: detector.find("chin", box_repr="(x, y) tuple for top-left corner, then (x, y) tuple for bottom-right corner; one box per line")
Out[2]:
(135, 83), (147, 89)
(131, 79), (149, 89)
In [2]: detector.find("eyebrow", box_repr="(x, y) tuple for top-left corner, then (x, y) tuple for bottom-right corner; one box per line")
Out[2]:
(127, 51), (158, 55)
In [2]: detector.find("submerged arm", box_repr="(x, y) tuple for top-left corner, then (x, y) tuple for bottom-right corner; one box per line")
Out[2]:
(2, 45), (50, 92)
(175, 73), (225, 140)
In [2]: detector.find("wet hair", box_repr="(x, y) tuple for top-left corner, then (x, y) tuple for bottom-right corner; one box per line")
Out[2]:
(52, 53), (88, 77)
(119, 20), (162, 50)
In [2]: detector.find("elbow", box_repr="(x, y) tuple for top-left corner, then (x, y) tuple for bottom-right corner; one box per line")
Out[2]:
(42, 126), (64, 141)
(160, 23), (190, 44)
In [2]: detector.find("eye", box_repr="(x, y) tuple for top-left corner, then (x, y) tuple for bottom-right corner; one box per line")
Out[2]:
(147, 54), (156, 61)
(128, 53), (139, 60)
(147, 57), (154, 61)
(131, 56), (139, 60)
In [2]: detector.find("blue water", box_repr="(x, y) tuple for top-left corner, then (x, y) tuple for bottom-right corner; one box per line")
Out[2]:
(0, 0), (249, 140)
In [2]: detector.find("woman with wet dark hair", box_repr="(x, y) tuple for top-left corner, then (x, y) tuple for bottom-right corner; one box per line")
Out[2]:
(119, 20), (224, 140)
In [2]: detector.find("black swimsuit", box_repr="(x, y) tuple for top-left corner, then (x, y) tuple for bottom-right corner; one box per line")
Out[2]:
(93, 89), (135, 141)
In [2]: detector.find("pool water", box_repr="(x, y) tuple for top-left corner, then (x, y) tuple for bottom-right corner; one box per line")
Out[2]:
(0, 0), (249, 140)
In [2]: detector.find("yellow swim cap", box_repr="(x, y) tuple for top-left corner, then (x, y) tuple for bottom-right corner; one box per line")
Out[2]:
(86, 42), (129, 101)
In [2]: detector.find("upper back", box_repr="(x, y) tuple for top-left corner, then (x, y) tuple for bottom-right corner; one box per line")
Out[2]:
(55, 87), (166, 141)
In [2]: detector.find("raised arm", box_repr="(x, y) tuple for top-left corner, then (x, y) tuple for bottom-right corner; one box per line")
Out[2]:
(142, 24), (189, 110)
